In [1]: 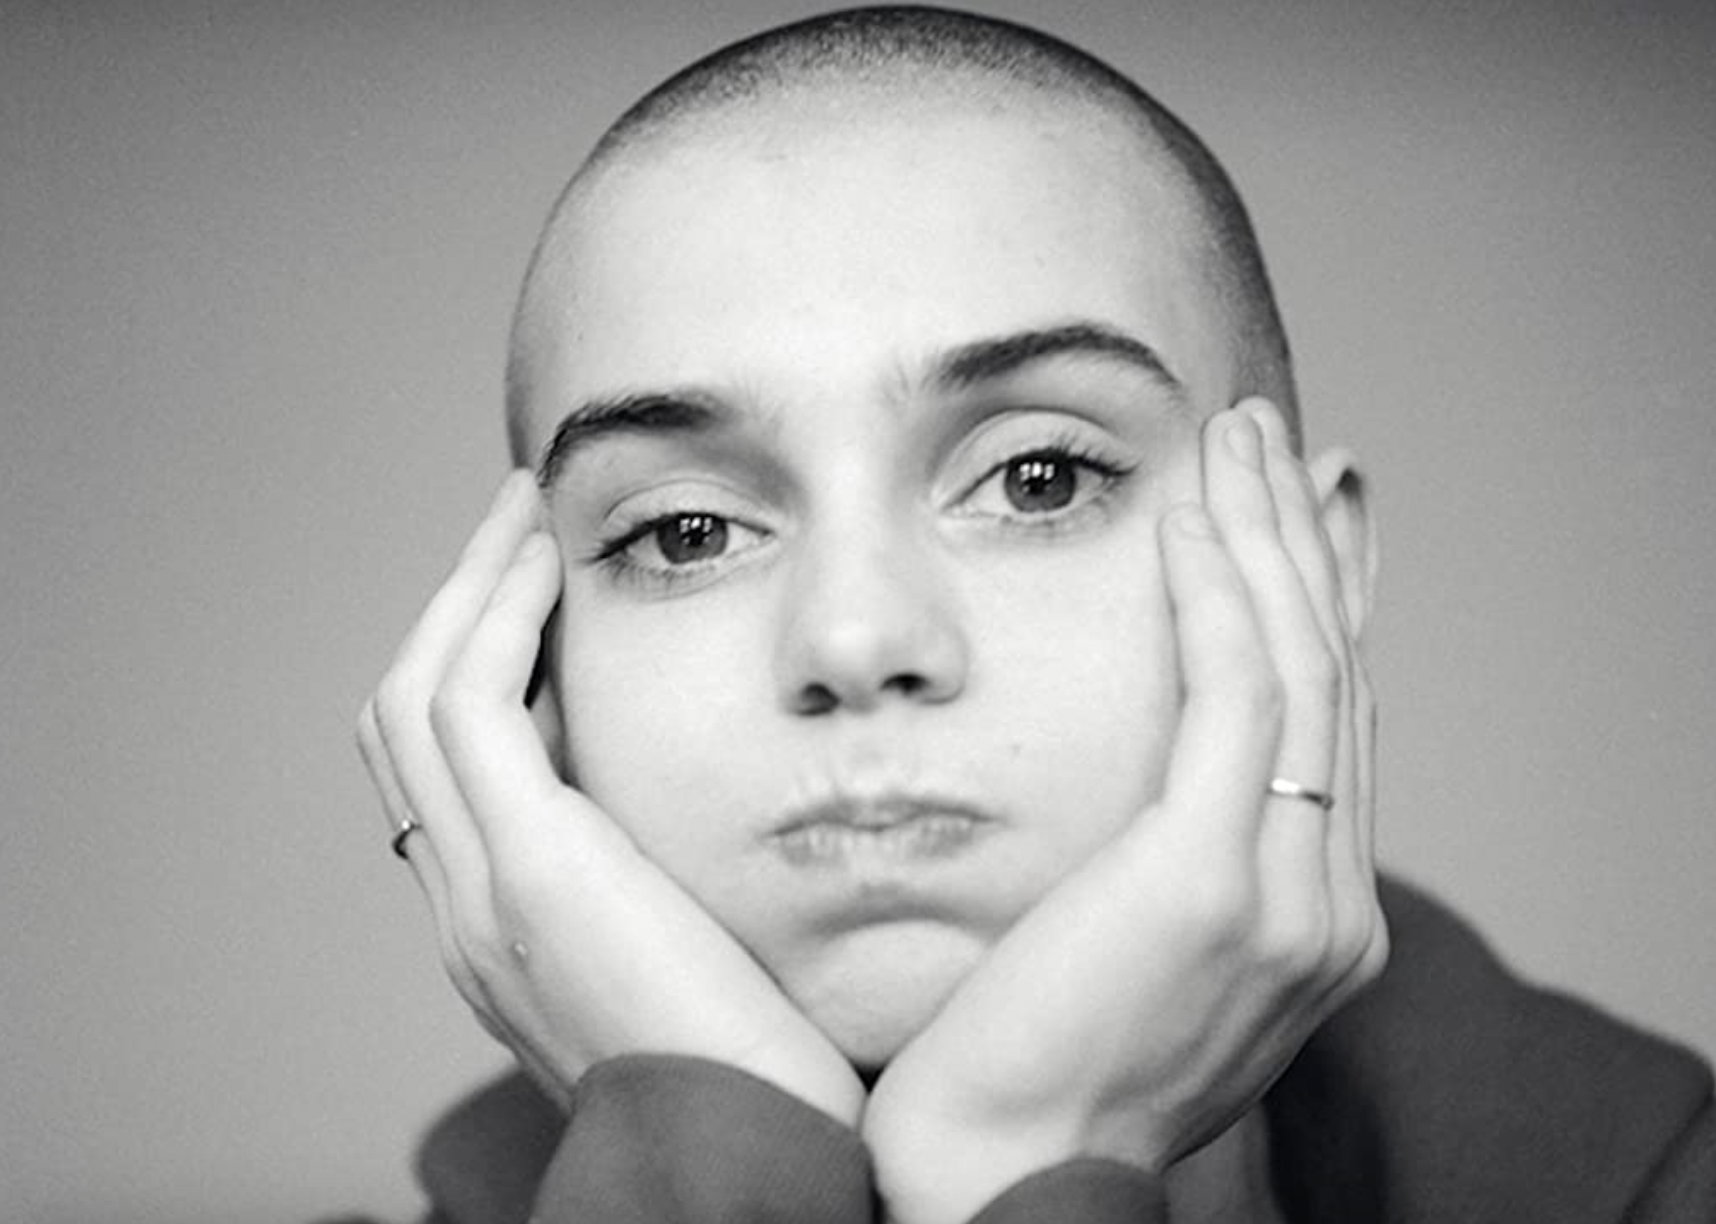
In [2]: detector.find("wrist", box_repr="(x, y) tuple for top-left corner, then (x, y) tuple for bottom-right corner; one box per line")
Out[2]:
(742, 1051), (867, 1129)
(866, 1087), (1182, 1224)
(867, 1106), (1091, 1224)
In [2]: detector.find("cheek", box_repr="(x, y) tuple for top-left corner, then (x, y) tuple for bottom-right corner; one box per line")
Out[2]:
(551, 587), (767, 853)
(962, 536), (1181, 856)
(548, 510), (1187, 918)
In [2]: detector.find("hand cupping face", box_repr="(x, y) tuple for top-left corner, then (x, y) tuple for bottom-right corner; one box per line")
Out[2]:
(359, 46), (1382, 1224)
(356, 471), (867, 1126)
(519, 104), (1234, 1069)
(862, 401), (1382, 1224)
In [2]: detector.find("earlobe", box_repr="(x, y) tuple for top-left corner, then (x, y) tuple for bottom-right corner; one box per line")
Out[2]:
(1307, 449), (1377, 640)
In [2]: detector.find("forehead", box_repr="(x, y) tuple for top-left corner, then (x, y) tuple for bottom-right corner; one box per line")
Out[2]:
(518, 96), (1233, 439)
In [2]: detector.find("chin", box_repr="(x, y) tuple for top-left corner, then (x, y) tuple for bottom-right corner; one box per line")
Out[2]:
(781, 920), (990, 1072)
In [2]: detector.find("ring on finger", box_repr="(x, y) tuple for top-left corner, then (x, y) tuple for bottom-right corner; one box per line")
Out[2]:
(1268, 777), (1335, 811)
(390, 817), (423, 859)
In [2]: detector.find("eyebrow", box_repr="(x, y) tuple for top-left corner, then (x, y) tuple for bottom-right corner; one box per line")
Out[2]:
(931, 322), (1182, 396)
(536, 392), (725, 488)
(535, 321), (1182, 486)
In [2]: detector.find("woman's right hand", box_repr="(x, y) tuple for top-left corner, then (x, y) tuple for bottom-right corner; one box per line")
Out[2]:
(355, 471), (865, 1127)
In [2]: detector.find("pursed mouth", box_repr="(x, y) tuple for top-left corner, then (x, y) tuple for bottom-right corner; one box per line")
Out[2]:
(767, 796), (993, 867)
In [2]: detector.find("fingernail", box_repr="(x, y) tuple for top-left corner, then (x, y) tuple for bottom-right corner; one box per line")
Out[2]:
(1169, 504), (1215, 538)
(1224, 415), (1263, 469)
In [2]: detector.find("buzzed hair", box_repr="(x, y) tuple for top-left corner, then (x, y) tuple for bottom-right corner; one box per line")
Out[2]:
(506, 5), (1296, 460)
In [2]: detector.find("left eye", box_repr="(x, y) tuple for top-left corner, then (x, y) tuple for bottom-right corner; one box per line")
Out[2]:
(1002, 452), (1078, 513)
(964, 448), (1119, 518)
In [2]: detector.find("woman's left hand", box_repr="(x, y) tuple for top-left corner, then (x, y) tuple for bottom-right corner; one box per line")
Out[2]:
(863, 400), (1386, 1224)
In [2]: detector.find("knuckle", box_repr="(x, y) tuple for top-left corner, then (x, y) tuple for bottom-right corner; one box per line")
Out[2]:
(427, 681), (480, 743)
(1172, 869), (1259, 946)
(466, 1001), (508, 1046)
(373, 673), (423, 738)
(440, 943), (486, 1009)
(354, 700), (381, 755)
(1296, 644), (1343, 707)
(1330, 905), (1390, 991)
(1324, 904), (1372, 977)
(449, 908), (509, 986)
(444, 966), (487, 1020)
(1357, 909), (1392, 982)
(1228, 664), (1285, 730)
(1259, 903), (1332, 981)
(487, 851), (567, 930)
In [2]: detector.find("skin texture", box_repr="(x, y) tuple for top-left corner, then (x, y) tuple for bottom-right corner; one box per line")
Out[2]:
(530, 101), (1218, 1064)
(359, 87), (1385, 1224)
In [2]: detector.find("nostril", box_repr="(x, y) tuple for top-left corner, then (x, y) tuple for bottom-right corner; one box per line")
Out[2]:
(795, 682), (840, 716)
(792, 672), (929, 715)
(882, 672), (928, 697)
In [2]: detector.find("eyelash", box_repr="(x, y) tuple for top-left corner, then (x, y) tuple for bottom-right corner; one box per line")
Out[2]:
(588, 434), (1136, 592)
(591, 512), (771, 592)
(955, 434), (1135, 533)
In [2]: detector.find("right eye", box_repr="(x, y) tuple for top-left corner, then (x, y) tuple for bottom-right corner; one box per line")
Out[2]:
(596, 510), (770, 588)
(648, 512), (730, 564)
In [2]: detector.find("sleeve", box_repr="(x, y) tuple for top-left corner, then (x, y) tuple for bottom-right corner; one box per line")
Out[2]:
(533, 1056), (1176, 1224)
(530, 1054), (873, 1224)
(966, 1159), (1167, 1224)
(1623, 1096), (1716, 1224)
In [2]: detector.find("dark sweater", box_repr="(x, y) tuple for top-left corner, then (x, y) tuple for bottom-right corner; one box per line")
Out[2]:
(411, 878), (1714, 1223)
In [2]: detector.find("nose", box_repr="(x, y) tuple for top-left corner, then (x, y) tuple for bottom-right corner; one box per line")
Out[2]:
(775, 525), (968, 716)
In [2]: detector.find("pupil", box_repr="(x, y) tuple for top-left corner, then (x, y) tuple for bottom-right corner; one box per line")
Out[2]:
(1004, 453), (1076, 512)
(657, 513), (727, 563)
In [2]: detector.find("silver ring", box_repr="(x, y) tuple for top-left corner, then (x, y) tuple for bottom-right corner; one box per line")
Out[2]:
(1267, 778), (1335, 811)
(391, 818), (422, 860)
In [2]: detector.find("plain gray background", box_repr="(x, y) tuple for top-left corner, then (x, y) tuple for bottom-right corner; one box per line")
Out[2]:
(4, 2), (1713, 1221)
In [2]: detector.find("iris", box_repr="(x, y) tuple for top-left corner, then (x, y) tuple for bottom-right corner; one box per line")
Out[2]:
(656, 512), (728, 563)
(1003, 453), (1076, 513)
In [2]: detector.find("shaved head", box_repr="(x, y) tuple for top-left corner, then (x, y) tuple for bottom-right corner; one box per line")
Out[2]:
(507, 5), (1296, 460)
(498, 8), (1359, 1069)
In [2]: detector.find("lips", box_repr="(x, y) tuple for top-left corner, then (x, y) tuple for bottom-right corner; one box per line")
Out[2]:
(768, 794), (993, 867)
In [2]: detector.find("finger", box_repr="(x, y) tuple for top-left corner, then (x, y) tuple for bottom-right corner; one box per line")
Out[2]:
(1151, 503), (1281, 856)
(1247, 404), (1382, 989)
(385, 785), (580, 1115)
(375, 471), (542, 826)
(356, 696), (418, 844)
(1203, 408), (1338, 797)
(1246, 402), (1363, 907)
(1245, 401), (1346, 659)
(1327, 654), (1383, 980)
(357, 697), (454, 948)
(1202, 408), (1342, 986)
(432, 532), (600, 868)
(358, 700), (493, 1017)
(1352, 658), (1378, 881)
(373, 475), (542, 923)
(392, 471), (546, 679)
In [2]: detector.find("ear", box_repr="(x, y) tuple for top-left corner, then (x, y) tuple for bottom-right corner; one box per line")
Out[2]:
(1307, 448), (1377, 641)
